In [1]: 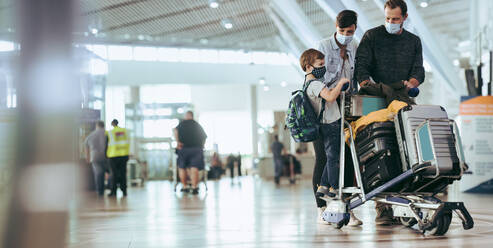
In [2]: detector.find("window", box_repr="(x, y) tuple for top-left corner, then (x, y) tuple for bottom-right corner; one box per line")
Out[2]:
(107, 45), (133, 60)
(157, 47), (180, 62)
(133, 46), (158, 61)
(140, 85), (191, 104)
(142, 119), (179, 138)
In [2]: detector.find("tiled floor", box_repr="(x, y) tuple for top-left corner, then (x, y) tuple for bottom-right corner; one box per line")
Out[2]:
(68, 177), (493, 248)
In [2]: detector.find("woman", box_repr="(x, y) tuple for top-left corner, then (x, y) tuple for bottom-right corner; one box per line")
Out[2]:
(313, 9), (362, 227)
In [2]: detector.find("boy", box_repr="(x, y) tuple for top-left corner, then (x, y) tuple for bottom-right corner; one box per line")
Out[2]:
(300, 48), (362, 226)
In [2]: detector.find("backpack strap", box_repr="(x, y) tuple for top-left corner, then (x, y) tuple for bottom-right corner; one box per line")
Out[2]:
(303, 78), (326, 123)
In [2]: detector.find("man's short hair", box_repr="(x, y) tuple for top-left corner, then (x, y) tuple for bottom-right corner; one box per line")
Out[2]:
(96, 121), (104, 128)
(111, 119), (118, 126)
(336, 10), (358, 28)
(384, 0), (407, 16)
(299, 49), (325, 72)
(186, 111), (194, 118)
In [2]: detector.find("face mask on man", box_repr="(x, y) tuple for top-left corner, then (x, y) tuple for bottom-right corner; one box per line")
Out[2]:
(310, 65), (326, 79)
(336, 32), (353, 45)
(385, 21), (402, 34)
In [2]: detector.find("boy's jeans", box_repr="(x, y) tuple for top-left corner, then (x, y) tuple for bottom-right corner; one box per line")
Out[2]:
(320, 120), (341, 189)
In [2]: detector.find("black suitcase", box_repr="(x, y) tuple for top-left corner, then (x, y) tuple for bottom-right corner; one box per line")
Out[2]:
(361, 149), (403, 193)
(355, 122), (399, 164)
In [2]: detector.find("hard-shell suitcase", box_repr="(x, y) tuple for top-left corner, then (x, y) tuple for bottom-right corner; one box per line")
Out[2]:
(355, 122), (399, 163)
(394, 105), (464, 193)
(361, 149), (402, 192)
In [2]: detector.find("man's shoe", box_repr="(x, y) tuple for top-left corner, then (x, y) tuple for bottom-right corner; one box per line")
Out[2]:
(315, 186), (336, 198)
(375, 206), (394, 225)
(347, 211), (363, 226)
(317, 207), (330, 225)
(191, 188), (199, 195)
(180, 188), (190, 193)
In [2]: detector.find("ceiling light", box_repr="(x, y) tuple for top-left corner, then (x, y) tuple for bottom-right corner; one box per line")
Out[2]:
(419, 0), (429, 8)
(209, 0), (219, 8)
(280, 81), (287, 87)
(200, 38), (209, 45)
(259, 78), (266, 85)
(90, 28), (98, 35)
(138, 35), (145, 40)
(263, 85), (270, 91)
(222, 18), (233, 29)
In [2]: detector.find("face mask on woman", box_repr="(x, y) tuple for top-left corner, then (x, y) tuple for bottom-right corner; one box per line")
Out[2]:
(336, 32), (353, 45)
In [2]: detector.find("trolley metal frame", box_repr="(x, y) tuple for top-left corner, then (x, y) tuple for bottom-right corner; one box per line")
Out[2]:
(321, 92), (474, 235)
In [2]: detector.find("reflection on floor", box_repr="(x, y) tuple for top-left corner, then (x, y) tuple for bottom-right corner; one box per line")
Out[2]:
(68, 177), (493, 248)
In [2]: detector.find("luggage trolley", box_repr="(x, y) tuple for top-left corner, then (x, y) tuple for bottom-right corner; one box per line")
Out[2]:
(321, 93), (474, 235)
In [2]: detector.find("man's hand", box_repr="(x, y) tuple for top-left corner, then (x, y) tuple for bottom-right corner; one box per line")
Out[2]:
(359, 79), (370, 87)
(403, 78), (419, 89)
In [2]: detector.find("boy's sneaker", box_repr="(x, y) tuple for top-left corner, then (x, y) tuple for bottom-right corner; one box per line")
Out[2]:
(317, 207), (330, 225)
(347, 211), (363, 226)
(191, 188), (199, 195)
(180, 187), (190, 193)
(375, 205), (394, 225)
(315, 186), (336, 198)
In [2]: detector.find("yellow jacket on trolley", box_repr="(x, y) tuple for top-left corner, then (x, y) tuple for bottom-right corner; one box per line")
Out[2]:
(106, 127), (130, 158)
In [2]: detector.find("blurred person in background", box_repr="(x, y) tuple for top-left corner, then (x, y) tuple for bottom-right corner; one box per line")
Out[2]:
(174, 111), (207, 195)
(208, 152), (224, 180)
(84, 121), (108, 196)
(226, 153), (242, 179)
(107, 119), (130, 197)
(270, 135), (286, 185)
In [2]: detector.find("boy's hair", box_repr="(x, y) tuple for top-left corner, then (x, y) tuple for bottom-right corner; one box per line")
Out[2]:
(384, 0), (407, 16)
(299, 49), (325, 72)
(336, 10), (358, 28)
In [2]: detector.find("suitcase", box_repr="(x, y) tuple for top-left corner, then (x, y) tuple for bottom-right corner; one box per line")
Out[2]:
(344, 95), (386, 119)
(355, 122), (399, 164)
(394, 105), (463, 193)
(361, 149), (403, 192)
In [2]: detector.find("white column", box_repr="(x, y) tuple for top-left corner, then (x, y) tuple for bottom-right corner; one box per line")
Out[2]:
(5, 0), (78, 247)
(250, 84), (258, 158)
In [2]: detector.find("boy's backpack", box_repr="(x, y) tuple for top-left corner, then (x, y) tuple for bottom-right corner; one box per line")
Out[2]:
(285, 79), (325, 142)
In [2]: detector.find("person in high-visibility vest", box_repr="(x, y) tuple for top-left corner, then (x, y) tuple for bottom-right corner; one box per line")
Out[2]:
(107, 119), (130, 197)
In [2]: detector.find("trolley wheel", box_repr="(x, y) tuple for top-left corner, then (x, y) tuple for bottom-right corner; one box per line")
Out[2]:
(332, 216), (349, 229)
(426, 213), (452, 236)
(333, 221), (345, 229)
(400, 217), (418, 227)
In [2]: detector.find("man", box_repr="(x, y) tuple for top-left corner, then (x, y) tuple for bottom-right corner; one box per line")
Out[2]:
(107, 119), (130, 197)
(355, 0), (425, 105)
(355, 0), (425, 224)
(84, 121), (107, 196)
(174, 111), (207, 195)
(270, 135), (285, 185)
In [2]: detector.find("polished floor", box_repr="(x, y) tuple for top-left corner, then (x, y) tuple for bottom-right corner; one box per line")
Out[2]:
(68, 177), (493, 248)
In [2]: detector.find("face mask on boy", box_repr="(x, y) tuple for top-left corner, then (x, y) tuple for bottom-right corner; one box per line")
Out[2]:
(310, 65), (326, 79)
